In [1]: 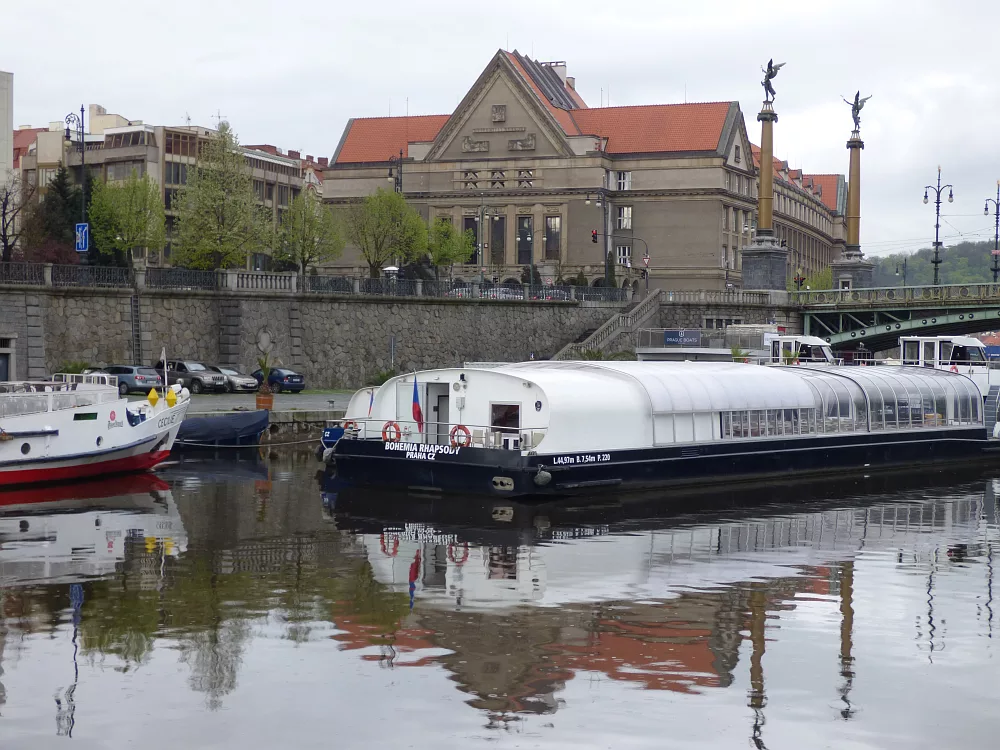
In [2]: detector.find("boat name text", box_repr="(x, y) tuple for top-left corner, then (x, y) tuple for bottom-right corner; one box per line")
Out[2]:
(157, 412), (181, 429)
(384, 442), (461, 460)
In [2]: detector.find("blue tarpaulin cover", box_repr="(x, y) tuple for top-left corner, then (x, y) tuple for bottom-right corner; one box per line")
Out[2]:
(175, 410), (269, 449)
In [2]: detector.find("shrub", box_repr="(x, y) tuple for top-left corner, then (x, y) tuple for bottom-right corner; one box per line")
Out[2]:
(368, 368), (396, 386)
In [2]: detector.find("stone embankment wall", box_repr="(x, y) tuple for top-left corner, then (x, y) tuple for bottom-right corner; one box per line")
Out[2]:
(0, 287), (618, 388)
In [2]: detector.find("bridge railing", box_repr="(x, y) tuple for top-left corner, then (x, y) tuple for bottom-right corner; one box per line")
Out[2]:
(661, 289), (775, 305)
(792, 283), (1000, 306)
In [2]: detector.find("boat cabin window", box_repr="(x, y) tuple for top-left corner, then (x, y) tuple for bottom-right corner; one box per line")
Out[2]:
(950, 345), (985, 364)
(902, 341), (920, 365)
(923, 341), (936, 367)
(490, 403), (521, 449)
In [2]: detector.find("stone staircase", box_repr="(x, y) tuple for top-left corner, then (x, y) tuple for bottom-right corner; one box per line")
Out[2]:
(553, 289), (663, 360)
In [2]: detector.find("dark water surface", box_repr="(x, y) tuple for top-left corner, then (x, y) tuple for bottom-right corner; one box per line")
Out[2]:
(0, 455), (997, 749)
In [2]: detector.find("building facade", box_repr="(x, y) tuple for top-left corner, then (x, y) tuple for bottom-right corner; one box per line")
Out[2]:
(323, 50), (845, 292)
(0, 71), (12, 179)
(18, 105), (305, 267)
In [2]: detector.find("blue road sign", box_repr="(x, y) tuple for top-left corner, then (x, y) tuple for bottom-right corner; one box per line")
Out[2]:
(75, 222), (89, 252)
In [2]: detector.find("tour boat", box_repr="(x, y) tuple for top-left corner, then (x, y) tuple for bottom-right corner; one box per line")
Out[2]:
(330, 361), (987, 497)
(0, 373), (190, 487)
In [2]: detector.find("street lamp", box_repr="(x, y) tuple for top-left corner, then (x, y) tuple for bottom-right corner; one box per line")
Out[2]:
(64, 105), (86, 226)
(985, 180), (1000, 283)
(895, 257), (907, 286)
(386, 149), (403, 193)
(923, 166), (953, 286)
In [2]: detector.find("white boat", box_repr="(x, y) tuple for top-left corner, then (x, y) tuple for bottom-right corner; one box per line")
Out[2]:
(0, 373), (190, 487)
(331, 361), (986, 497)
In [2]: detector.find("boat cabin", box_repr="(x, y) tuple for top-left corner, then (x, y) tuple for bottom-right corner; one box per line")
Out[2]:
(766, 336), (836, 364)
(899, 335), (992, 398)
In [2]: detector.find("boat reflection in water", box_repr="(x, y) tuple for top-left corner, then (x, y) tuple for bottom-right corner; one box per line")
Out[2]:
(0, 473), (187, 586)
(325, 471), (998, 731)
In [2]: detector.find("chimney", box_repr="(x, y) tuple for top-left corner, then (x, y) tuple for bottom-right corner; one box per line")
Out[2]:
(551, 63), (567, 83)
(288, 149), (300, 159)
(306, 154), (313, 162)
(318, 157), (328, 167)
(566, 76), (576, 90)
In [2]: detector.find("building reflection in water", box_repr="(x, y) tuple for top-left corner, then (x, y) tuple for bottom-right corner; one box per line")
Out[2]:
(0, 461), (996, 743)
(330, 477), (998, 732)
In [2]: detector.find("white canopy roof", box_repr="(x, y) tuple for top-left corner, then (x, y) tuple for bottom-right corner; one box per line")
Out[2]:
(497, 361), (821, 414)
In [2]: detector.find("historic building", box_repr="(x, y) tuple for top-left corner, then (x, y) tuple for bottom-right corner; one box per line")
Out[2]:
(323, 50), (845, 291)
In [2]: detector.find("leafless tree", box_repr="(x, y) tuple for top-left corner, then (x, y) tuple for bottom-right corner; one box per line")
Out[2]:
(0, 171), (36, 263)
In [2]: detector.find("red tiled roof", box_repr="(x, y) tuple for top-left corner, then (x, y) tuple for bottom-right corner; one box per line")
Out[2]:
(12, 127), (45, 169)
(806, 174), (843, 212)
(572, 102), (731, 154)
(335, 114), (450, 164)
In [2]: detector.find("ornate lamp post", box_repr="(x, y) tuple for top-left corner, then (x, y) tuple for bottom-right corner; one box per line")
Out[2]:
(984, 181), (1000, 283)
(895, 258), (907, 286)
(386, 149), (403, 193)
(923, 167), (953, 286)
(64, 105), (86, 226)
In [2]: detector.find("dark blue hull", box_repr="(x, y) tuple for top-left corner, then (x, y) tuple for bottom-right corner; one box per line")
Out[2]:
(331, 428), (989, 498)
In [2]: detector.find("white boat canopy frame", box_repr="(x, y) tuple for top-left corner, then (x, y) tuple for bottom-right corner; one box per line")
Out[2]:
(492, 362), (982, 449)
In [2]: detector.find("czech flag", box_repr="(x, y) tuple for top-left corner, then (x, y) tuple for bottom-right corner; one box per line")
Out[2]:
(367, 388), (374, 417)
(411, 377), (424, 431)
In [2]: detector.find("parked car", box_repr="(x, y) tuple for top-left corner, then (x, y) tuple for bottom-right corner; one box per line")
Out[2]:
(208, 365), (259, 393)
(251, 367), (305, 393)
(153, 359), (226, 394)
(101, 364), (164, 396)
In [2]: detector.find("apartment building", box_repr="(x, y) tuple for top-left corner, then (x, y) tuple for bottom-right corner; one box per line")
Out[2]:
(18, 105), (304, 266)
(323, 50), (845, 291)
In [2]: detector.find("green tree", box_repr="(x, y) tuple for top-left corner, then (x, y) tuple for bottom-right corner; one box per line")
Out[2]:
(276, 190), (344, 277)
(344, 189), (427, 277)
(88, 170), (166, 267)
(788, 266), (832, 291)
(425, 218), (474, 278)
(173, 121), (266, 270)
(520, 263), (542, 284)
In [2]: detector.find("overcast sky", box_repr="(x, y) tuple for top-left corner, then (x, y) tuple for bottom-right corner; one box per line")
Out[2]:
(4, 0), (998, 256)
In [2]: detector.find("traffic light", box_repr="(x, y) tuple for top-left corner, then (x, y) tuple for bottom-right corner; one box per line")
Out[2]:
(591, 230), (598, 243)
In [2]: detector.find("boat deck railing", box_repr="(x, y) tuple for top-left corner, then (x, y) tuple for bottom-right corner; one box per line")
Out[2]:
(0, 375), (120, 418)
(343, 419), (547, 451)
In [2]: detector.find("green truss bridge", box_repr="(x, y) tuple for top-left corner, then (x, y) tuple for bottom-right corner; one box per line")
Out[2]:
(793, 284), (1000, 352)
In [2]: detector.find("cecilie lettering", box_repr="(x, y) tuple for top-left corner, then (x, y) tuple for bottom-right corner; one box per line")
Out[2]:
(384, 442), (461, 461)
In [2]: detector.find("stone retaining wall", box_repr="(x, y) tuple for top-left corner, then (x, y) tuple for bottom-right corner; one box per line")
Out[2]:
(0, 287), (619, 388)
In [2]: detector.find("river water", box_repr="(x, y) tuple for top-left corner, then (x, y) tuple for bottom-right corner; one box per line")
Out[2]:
(0, 454), (997, 749)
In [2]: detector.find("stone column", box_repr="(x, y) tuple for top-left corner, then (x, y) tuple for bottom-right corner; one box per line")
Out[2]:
(742, 101), (789, 291)
(830, 129), (873, 289)
(42, 263), (53, 287)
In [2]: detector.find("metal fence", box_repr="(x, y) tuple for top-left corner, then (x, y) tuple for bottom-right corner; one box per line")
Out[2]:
(52, 264), (132, 288)
(0, 262), (44, 285)
(146, 267), (219, 290)
(306, 274), (354, 294)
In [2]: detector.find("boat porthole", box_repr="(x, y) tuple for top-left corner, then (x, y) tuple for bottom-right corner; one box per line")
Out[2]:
(969, 314), (974, 319)
(20, 443), (30, 455)
(96, 436), (103, 447)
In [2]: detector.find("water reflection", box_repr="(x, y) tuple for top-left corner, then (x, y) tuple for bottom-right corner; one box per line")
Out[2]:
(0, 460), (995, 748)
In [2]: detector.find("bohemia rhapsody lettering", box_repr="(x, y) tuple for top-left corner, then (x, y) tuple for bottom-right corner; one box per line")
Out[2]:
(385, 442), (461, 460)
